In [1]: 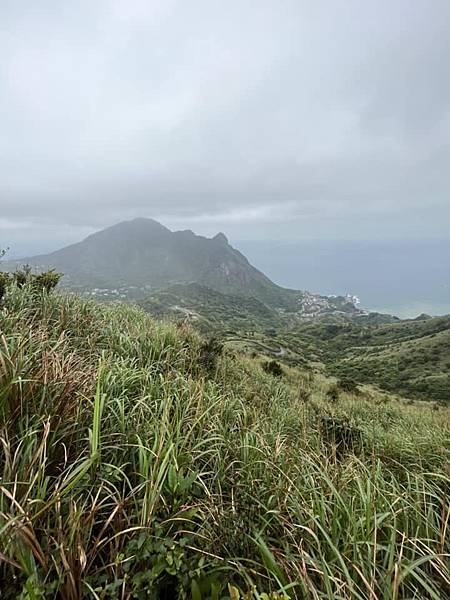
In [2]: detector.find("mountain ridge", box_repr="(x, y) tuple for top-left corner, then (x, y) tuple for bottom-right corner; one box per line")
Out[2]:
(5, 217), (362, 317)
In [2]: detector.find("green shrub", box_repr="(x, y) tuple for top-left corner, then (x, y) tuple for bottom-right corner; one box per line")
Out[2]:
(0, 268), (62, 300)
(337, 377), (359, 393)
(0, 271), (9, 300)
(320, 415), (363, 456)
(33, 269), (62, 291)
(326, 384), (340, 402)
(198, 336), (223, 374)
(262, 359), (283, 377)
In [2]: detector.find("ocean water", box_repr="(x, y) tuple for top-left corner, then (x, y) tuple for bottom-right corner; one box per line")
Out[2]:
(235, 239), (450, 318)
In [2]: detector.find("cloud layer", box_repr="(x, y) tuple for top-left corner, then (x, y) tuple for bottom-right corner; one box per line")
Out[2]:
(1, 0), (449, 253)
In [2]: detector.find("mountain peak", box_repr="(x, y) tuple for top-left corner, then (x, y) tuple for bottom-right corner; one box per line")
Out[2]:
(2, 218), (363, 317)
(85, 218), (171, 243)
(121, 217), (170, 232)
(213, 232), (228, 245)
(10, 219), (280, 301)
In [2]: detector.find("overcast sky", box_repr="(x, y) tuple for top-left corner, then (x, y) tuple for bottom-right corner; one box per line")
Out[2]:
(1, 0), (450, 255)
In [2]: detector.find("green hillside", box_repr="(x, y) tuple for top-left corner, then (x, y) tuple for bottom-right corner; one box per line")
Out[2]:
(138, 288), (450, 404)
(291, 315), (450, 403)
(139, 282), (283, 332)
(4, 218), (362, 318)
(3, 218), (290, 305)
(0, 283), (449, 598)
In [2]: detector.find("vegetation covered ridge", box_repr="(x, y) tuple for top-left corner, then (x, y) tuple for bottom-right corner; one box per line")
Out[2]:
(289, 314), (450, 403)
(0, 284), (449, 598)
(140, 286), (450, 404)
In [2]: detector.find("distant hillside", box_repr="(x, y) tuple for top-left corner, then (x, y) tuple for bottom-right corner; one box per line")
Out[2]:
(146, 297), (450, 403)
(5, 218), (361, 316)
(139, 282), (283, 332)
(290, 314), (450, 402)
(5, 218), (278, 300)
(5, 219), (449, 402)
(138, 286), (450, 403)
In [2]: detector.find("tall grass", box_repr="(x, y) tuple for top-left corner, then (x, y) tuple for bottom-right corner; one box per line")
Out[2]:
(0, 285), (449, 599)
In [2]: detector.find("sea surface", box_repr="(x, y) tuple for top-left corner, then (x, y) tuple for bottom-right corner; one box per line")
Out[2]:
(235, 239), (450, 318)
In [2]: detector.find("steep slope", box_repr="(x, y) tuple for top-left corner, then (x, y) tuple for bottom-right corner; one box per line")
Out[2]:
(6, 218), (284, 302)
(6, 218), (361, 314)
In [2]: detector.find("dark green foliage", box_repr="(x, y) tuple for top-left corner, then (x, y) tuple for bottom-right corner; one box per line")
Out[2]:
(337, 377), (359, 393)
(33, 269), (62, 291)
(198, 336), (223, 374)
(320, 416), (363, 456)
(0, 272), (9, 300)
(263, 360), (283, 377)
(0, 268), (62, 300)
(326, 384), (340, 402)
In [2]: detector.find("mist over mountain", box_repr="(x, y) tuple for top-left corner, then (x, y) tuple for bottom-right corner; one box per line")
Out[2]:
(7, 218), (280, 300)
(5, 218), (360, 317)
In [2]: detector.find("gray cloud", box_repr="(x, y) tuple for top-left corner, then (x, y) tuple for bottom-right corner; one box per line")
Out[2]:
(1, 0), (450, 254)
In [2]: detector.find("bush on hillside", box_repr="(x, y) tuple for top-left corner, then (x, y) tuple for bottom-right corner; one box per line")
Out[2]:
(198, 336), (223, 374)
(262, 359), (283, 377)
(33, 269), (62, 292)
(337, 377), (359, 393)
(0, 267), (62, 300)
(320, 415), (363, 457)
(326, 384), (340, 402)
(0, 272), (9, 300)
